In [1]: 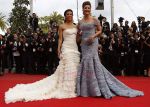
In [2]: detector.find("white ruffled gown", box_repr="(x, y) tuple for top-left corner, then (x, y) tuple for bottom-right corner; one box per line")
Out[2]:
(5, 28), (80, 104)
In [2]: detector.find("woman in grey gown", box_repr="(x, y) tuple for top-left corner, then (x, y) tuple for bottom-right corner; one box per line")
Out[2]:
(76, 1), (144, 99)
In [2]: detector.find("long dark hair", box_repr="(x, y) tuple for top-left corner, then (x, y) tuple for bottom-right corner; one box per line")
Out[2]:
(64, 9), (73, 22)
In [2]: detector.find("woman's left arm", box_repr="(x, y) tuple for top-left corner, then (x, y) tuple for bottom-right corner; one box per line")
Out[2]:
(88, 18), (102, 43)
(92, 18), (102, 38)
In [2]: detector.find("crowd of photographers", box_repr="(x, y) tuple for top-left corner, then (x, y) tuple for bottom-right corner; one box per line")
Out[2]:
(0, 13), (59, 76)
(98, 16), (150, 77)
(0, 13), (150, 77)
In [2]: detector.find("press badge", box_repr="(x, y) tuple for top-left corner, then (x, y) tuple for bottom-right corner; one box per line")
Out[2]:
(25, 43), (28, 47)
(49, 48), (52, 52)
(18, 42), (21, 46)
(135, 50), (138, 53)
(33, 48), (36, 52)
(121, 52), (124, 56)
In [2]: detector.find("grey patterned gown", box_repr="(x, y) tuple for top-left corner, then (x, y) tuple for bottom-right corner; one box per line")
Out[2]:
(76, 18), (144, 99)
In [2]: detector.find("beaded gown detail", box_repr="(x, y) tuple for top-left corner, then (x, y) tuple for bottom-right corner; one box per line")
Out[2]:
(76, 19), (144, 98)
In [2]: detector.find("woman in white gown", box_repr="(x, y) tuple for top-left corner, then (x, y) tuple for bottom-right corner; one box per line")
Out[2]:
(5, 9), (80, 104)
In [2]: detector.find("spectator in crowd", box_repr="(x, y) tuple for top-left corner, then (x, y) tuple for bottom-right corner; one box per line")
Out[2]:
(101, 17), (110, 37)
(143, 29), (150, 77)
(131, 21), (138, 33)
(123, 20), (129, 36)
(29, 13), (39, 32)
(0, 34), (5, 76)
(4, 28), (14, 73)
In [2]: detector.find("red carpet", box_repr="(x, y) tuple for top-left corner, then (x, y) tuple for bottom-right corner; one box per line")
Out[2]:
(0, 74), (150, 107)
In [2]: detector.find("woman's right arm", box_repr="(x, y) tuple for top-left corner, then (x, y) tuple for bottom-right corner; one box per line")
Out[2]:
(58, 25), (63, 58)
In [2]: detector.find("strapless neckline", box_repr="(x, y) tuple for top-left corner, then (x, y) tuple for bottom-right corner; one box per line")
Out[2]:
(64, 27), (76, 31)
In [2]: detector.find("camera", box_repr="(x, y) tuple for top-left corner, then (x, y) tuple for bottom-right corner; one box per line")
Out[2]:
(137, 16), (150, 32)
(118, 17), (124, 23)
(137, 16), (142, 24)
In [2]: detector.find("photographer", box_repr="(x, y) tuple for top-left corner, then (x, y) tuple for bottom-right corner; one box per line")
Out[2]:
(123, 20), (129, 36)
(116, 31), (128, 76)
(137, 16), (150, 33)
(131, 21), (138, 34)
(111, 23), (119, 34)
(129, 33), (142, 75)
(102, 17), (110, 37)
(29, 13), (39, 32)
(143, 29), (150, 77)
(141, 17), (147, 32)
(4, 28), (14, 73)
(46, 21), (59, 75)
(118, 17), (124, 32)
(0, 34), (5, 76)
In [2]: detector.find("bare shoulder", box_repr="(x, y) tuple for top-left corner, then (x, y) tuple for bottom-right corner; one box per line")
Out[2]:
(93, 17), (98, 21)
(93, 17), (101, 25)
(59, 24), (64, 29)
(79, 19), (84, 22)
(59, 24), (67, 31)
